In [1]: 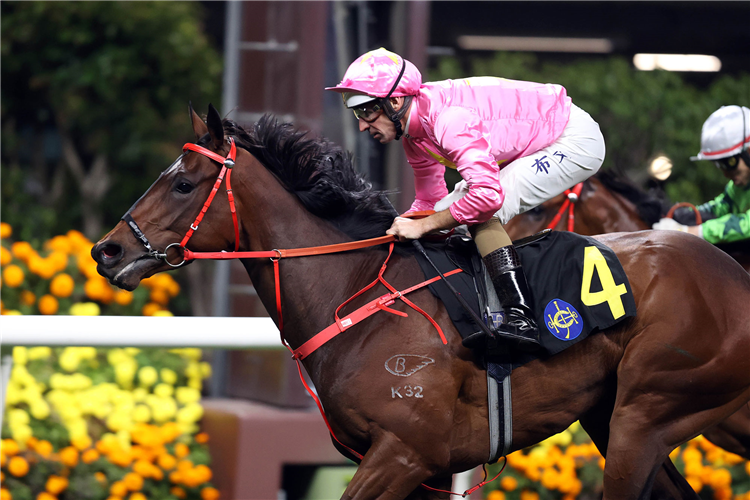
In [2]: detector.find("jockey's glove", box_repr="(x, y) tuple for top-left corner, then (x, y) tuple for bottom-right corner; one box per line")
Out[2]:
(652, 217), (703, 238)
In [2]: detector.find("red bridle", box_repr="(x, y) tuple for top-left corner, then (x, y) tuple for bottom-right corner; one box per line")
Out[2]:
(545, 182), (584, 232)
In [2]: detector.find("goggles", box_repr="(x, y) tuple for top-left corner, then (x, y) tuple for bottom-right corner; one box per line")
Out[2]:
(351, 101), (383, 122)
(714, 154), (742, 171)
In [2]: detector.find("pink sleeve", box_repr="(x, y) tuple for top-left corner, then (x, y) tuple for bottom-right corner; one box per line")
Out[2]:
(434, 107), (504, 225)
(403, 139), (449, 213)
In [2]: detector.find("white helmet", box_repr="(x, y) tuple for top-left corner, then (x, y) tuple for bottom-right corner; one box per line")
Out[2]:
(691, 105), (750, 161)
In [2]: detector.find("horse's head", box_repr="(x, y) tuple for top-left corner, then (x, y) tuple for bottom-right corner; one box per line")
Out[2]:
(92, 104), (241, 290)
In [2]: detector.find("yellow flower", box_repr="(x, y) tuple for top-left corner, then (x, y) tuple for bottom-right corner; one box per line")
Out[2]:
(29, 399), (51, 420)
(38, 294), (59, 315)
(154, 383), (174, 398)
(28, 347), (52, 360)
(50, 274), (75, 298)
(8, 456), (29, 476)
(46, 475), (69, 495)
(69, 302), (101, 316)
(160, 368), (178, 385)
(0, 222), (12, 238)
(3, 264), (25, 287)
(71, 434), (92, 451)
(0, 246), (11, 266)
(12, 347), (28, 366)
(138, 366), (158, 387)
(133, 405), (151, 423)
(152, 310), (173, 317)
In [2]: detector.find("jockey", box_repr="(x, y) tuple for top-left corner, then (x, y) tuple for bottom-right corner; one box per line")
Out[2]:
(653, 105), (750, 244)
(326, 48), (605, 352)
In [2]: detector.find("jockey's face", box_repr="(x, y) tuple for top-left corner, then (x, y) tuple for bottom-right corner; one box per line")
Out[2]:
(721, 153), (750, 187)
(358, 97), (405, 144)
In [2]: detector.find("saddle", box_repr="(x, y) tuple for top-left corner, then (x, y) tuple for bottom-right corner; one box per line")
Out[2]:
(414, 229), (637, 377)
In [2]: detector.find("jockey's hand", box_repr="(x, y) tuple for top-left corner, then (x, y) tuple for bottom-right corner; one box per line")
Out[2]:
(387, 217), (428, 242)
(386, 210), (461, 242)
(652, 218), (703, 237)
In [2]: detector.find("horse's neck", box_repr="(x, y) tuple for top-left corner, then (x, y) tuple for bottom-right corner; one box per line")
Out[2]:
(579, 180), (651, 233)
(236, 163), (389, 357)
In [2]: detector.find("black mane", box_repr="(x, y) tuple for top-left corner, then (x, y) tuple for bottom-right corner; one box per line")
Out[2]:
(223, 115), (396, 240)
(594, 170), (669, 226)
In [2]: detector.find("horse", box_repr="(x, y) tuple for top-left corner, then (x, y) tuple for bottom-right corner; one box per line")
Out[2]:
(503, 171), (750, 274)
(505, 171), (750, 460)
(92, 105), (750, 499)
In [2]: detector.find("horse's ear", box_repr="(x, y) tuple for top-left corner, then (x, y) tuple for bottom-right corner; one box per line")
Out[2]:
(206, 103), (224, 149)
(189, 102), (208, 141)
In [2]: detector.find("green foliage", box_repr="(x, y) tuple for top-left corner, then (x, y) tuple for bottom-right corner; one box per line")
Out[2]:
(1, 1), (222, 240)
(429, 53), (750, 205)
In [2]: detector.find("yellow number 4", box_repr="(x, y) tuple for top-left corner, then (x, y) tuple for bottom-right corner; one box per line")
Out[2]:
(580, 246), (627, 319)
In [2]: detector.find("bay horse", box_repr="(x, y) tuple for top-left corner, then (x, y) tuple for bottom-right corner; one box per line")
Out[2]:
(505, 171), (750, 460)
(92, 105), (750, 499)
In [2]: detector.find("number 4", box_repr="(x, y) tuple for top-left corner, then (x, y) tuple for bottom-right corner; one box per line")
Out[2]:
(581, 246), (627, 319)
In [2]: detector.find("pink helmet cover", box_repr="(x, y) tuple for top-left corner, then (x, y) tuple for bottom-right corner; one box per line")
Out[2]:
(325, 47), (422, 98)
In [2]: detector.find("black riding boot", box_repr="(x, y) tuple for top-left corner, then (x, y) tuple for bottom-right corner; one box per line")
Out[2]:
(463, 245), (541, 352)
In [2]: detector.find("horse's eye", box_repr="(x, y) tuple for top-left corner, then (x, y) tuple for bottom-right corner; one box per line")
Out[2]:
(175, 181), (194, 194)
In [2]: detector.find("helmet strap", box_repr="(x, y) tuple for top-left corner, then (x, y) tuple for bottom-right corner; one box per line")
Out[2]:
(381, 96), (413, 140)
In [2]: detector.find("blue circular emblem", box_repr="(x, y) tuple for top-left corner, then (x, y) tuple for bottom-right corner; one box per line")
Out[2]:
(544, 298), (583, 341)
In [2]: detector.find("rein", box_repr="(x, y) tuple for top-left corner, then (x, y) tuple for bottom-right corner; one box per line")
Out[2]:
(545, 182), (584, 231)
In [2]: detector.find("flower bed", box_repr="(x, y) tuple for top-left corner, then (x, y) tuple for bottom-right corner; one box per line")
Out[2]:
(1, 223), (220, 499)
(483, 422), (750, 500)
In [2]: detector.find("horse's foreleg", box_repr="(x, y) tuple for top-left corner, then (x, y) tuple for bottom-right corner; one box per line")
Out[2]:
(701, 403), (750, 460)
(341, 428), (437, 500)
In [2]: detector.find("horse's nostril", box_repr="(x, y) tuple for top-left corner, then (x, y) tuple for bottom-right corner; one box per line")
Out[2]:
(101, 244), (121, 259)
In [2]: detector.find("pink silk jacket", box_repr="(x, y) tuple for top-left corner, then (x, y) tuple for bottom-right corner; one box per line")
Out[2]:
(403, 77), (572, 225)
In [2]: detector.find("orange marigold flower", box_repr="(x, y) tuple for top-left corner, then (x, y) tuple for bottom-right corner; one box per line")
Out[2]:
(82, 449), (101, 464)
(169, 471), (182, 484)
(8, 456), (30, 476)
(2, 264), (25, 288)
(11, 241), (34, 262)
(170, 487), (187, 499)
(487, 491), (505, 500)
(0, 246), (11, 266)
(58, 446), (79, 467)
(50, 274), (75, 298)
(201, 487), (221, 500)
(123, 472), (144, 492)
(114, 290), (133, 306)
(708, 468), (732, 490)
(150, 287), (170, 306)
(175, 443), (190, 459)
(46, 475), (69, 495)
(177, 459), (193, 471)
(141, 302), (162, 316)
(129, 493), (147, 500)
(2, 439), (20, 456)
(34, 440), (54, 458)
(45, 235), (71, 254)
(195, 432), (210, 444)
(38, 295), (59, 315)
(500, 476), (518, 491)
(71, 435), (92, 451)
(37, 492), (57, 500)
(20, 290), (36, 306)
(0, 222), (12, 238)
(110, 480), (128, 498)
(95, 472), (108, 484)
(158, 453), (177, 470)
(0, 488), (9, 500)
(686, 476), (702, 493)
(194, 464), (213, 483)
(520, 491), (540, 500)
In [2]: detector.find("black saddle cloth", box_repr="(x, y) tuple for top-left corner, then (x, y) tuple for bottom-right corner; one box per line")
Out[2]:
(415, 230), (637, 377)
